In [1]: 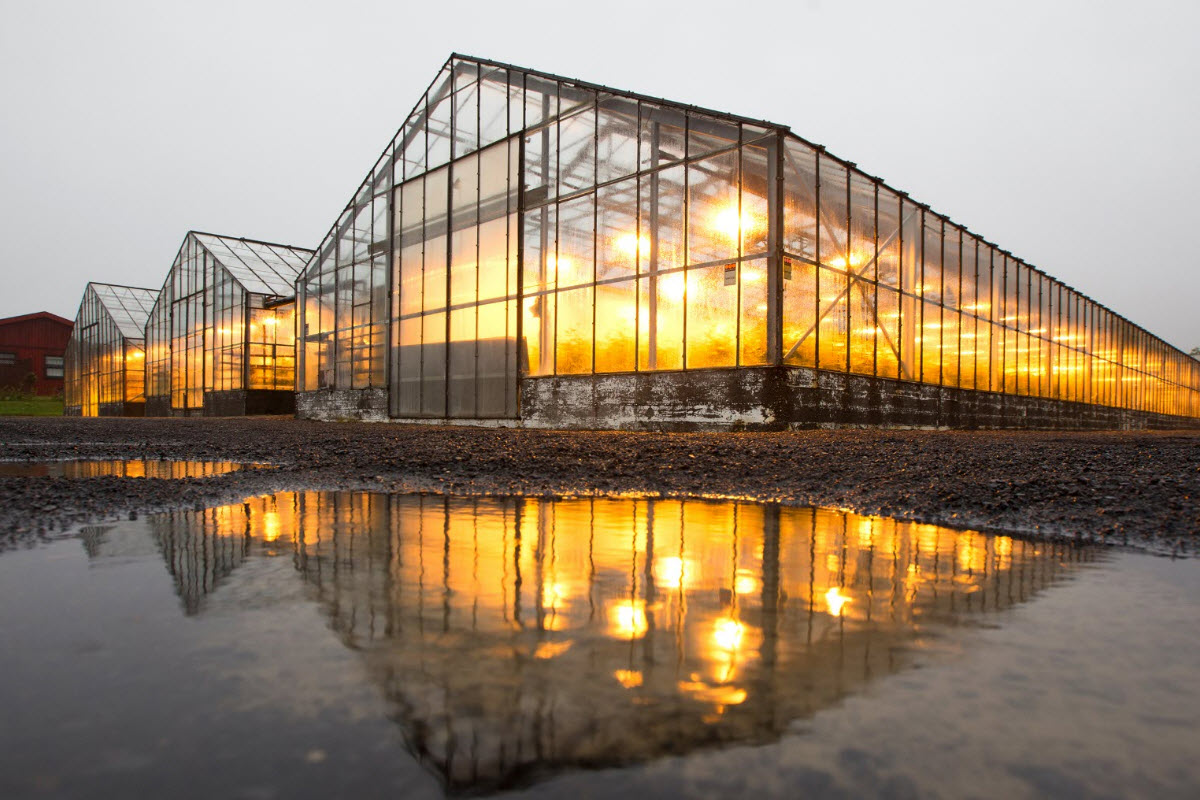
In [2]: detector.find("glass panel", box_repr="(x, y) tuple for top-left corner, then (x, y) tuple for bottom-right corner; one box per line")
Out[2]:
(556, 285), (593, 374)
(637, 272), (684, 371)
(687, 150), (739, 266)
(739, 259), (768, 366)
(686, 263), (737, 369)
(595, 279), (636, 373)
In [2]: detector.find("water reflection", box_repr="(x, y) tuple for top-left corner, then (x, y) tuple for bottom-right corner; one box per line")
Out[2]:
(0, 459), (264, 478)
(150, 492), (1094, 793)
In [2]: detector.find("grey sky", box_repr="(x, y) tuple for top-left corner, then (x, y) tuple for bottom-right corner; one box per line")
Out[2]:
(1, 0), (1196, 351)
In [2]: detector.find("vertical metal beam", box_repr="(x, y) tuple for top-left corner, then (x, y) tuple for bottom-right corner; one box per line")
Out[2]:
(767, 130), (784, 366)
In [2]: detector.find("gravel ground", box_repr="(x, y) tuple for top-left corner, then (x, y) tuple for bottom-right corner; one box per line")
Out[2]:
(1, 417), (1197, 554)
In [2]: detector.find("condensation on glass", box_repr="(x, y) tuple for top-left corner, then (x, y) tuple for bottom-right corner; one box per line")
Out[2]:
(297, 55), (1200, 420)
(144, 233), (312, 412)
(63, 283), (157, 416)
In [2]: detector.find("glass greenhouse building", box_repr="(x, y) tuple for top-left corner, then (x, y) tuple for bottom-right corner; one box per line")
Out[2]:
(145, 232), (313, 416)
(288, 55), (1196, 429)
(64, 282), (158, 417)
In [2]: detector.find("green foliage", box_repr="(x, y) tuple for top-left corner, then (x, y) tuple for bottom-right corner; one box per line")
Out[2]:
(0, 396), (64, 416)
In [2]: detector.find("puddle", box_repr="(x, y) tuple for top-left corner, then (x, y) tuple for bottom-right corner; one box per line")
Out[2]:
(0, 460), (268, 479)
(1, 492), (1198, 798)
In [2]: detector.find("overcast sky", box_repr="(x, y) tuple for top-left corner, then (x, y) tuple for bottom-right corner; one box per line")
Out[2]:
(1, 0), (1197, 351)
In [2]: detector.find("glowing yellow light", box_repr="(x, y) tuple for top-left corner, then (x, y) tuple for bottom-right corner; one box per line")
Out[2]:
(712, 617), (744, 651)
(827, 253), (865, 271)
(616, 233), (650, 258)
(609, 599), (648, 639)
(713, 205), (761, 239)
(263, 317), (277, 327)
(614, 669), (643, 688)
(825, 586), (851, 617)
(660, 272), (685, 303)
(546, 254), (575, 280)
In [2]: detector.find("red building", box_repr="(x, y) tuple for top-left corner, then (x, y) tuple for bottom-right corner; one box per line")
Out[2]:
(0, 312), (73, 396)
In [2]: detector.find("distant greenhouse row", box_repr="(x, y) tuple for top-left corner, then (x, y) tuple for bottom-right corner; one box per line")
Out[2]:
(63, 55), (1200, 429)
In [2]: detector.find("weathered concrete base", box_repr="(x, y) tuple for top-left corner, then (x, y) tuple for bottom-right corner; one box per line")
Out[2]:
(294, 368), (1198, 430)
(296, 388), (389, 422)
(520, 367), (1199, 431)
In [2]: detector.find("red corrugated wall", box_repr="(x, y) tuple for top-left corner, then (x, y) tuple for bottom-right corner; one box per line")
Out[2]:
(0, 313), (74, 395)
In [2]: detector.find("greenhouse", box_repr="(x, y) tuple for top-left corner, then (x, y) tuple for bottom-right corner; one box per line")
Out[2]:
(145, 232), (313, 417)
(296, 54), (1200, 429)
(64, 282), (158, 417)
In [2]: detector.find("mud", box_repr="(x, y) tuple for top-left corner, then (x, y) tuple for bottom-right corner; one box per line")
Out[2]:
(1, 417), (1197, 554)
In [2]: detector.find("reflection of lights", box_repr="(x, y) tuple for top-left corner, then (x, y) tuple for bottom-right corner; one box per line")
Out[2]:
(734, 572), (758, 595)
(609, 599), (648, 639)
(262, 511), (281, 542)
(542, 582), (568, 609)
(614, 669), (643, 688)
(825, 586), (850, 617)
(616, 233), (650, 258)
(713, 617), (744, 651)
(857, 520), (875, 547)
(534, 641), (573, 659)
(654, 556), (690, 590)
(678, 680), (747, 708)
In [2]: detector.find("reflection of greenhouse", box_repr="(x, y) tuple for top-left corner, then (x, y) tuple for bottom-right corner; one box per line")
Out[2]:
(64, 282), (158, 416)
(149, 490), (1094, 792)
(297, 55), (1200, 428)
(145, 232), (313, 416)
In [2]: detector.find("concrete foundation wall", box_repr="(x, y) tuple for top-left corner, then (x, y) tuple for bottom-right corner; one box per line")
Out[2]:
(521, 368), (1199, 431)
(294, 368), (1198, 431)
(296, 388), (389, 422)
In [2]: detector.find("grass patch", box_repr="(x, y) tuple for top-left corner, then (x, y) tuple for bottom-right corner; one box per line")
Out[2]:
(0, 397), (64, 416)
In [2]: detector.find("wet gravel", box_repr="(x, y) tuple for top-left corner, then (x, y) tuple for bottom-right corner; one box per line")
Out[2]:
(1, 417), (1197, 554)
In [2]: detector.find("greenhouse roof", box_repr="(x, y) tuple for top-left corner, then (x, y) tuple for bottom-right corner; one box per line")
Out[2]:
(191, 232), (314, 297)
(89, 283), (158, 338)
